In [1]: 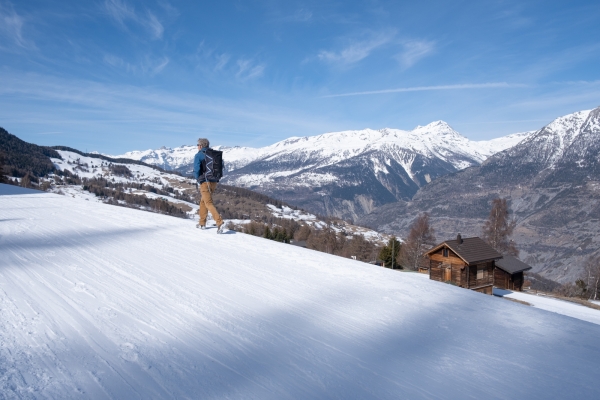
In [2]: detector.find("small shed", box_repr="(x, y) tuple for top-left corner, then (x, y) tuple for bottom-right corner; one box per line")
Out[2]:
(289, 240), (307, 248)
(424, 235), (502, 295)
(494, 255), (532, 291)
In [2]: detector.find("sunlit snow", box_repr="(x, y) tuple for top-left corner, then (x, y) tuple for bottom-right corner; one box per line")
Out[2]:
(1, 184), (599, 398)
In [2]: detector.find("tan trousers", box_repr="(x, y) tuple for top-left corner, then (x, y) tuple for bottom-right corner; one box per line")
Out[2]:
(198, 182), (223, 227)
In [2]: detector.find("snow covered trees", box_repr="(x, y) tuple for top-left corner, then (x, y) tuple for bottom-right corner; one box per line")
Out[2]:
(482, 198), (518, 256)
(398, 213), (436, 270)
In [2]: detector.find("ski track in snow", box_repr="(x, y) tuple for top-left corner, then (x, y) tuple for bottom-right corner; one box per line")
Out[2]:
(1, 184), (599, 399)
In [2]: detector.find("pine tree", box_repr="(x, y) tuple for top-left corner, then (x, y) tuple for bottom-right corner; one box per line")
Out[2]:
(482, 198), (518, 256)
(399, 213), (436, 270)
(263, 226), (272, 240)
(378, 236), (401, 269)
(0, 151), (6, 184)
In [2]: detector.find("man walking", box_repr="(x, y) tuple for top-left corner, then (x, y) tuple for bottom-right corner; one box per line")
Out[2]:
(194, 138), (225, 233)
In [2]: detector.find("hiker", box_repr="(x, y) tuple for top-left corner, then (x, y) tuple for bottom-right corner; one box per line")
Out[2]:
(194, 138), (225, 233)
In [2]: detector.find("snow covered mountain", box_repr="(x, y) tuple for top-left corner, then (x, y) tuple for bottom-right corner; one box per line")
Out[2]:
(1, 183), (599, 398)
(360, 106), (600, 283)
(112, 123), (531, 220)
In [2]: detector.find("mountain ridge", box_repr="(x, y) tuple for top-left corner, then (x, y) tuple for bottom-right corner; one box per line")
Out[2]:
(359, 106), (600, 283)
(109, 122), (531, 220)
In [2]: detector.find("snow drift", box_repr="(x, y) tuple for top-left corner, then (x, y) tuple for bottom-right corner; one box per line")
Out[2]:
(1, 184), (599, 399)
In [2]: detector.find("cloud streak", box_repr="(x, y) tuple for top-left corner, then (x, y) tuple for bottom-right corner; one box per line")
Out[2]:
(321, 83), (528, 98)
(104, 0), (164, 39)
(396, 40), (435, 68)
(0, 2), (35, 49)
(235, 59), (265, 81)
(318, 31), (394, 66)
(103, 53), (169, 75)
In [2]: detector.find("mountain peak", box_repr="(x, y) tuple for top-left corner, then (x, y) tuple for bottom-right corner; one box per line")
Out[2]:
(414, 120), (454, 132)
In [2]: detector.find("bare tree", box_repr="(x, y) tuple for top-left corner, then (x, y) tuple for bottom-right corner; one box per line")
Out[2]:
(582, 255), (600, 300)
(398, 213), (436, 270)
(482, 198), (518, 256)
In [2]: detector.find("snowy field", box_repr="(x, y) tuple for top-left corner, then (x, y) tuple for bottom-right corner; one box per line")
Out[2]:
(1, 183), (600, 399)
(494, 288), (600, 325)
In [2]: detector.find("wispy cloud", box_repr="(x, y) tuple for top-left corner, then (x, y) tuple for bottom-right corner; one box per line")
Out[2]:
(317, 31), (395, 66)
(322, 83), (528, 98)
(0, 2), (35, 50)
(236, 59), (265, 81)
(0, 71), (332, 149)
(214, 53), (230, 71)
(103, 0), (164, 39)
(395, 40), (435, 68)
(103, 53), (169, 75)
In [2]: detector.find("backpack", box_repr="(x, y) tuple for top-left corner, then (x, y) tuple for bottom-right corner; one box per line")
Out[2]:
(201, 148), (224, 182)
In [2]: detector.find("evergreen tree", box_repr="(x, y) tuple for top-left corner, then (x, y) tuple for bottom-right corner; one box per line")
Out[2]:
(0, 151), (6, 184)
(263, 226), (272, 240)
(378, 236), (401, 269)
(482, 198), (518, 256)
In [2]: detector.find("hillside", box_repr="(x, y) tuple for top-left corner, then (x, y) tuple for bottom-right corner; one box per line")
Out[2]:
(1, 183), (599, 398)
(360, 106), (600, 283)
(0, 130), (388, 254)
(0, 127), (61, 179)
(111, 124), (530, 220)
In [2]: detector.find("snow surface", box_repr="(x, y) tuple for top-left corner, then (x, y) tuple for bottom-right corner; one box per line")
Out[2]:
(494, 288), (600, 326)
(1, 183), (600, 399)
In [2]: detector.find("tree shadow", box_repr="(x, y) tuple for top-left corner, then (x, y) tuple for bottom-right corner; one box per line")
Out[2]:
(0, 184), (45, 196)
(2, 275), (599, 399)
(0, 226), (158, 263)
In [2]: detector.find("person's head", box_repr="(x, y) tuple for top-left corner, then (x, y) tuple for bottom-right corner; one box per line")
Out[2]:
(197, 138), (209, 149)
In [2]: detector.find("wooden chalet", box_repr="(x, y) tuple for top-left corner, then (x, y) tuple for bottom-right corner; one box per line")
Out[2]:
(494, 255), (532, 291)
(424, 235), (502, 295)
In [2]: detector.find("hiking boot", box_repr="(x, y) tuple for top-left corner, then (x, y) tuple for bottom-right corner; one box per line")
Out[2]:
(217, 224), (226, 234)
(196, 223), (206, 230)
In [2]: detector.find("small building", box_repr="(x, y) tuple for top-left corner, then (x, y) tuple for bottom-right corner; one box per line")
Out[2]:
(424, 235), (502, 295)
(289, 240), (307, 248)
(494, 255), (532, 291)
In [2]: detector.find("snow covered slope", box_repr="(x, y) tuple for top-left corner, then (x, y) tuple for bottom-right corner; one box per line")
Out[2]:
(110, 124), (531, 220)
(1, 183), (599, 398)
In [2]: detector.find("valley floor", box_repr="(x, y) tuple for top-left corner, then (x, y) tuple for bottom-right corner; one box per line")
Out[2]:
(1, 184), (599, 399)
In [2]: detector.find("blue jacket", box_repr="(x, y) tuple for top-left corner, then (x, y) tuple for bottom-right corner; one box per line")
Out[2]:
(194, 148), (222, 182)
(193, 148), (206, 181)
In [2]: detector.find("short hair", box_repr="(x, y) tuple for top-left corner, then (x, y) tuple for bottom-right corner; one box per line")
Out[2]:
(197, 138), (209, 148)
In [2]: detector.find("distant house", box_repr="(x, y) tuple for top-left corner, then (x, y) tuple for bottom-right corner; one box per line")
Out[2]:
(424, 235), (502, 295)
(289, 240), (307, 248)
(494, 255), (532, 291)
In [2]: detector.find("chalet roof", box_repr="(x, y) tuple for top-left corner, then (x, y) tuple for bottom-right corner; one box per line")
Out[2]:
(495, 255), (532, 274)
(426, 236), (502, 265)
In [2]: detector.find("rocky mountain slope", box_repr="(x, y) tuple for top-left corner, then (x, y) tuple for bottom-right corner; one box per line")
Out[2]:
(360, 107), (600, 283)
(112, 123), (530, 220)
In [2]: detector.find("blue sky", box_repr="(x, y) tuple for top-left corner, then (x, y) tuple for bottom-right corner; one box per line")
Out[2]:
(1, 0), (599, 153)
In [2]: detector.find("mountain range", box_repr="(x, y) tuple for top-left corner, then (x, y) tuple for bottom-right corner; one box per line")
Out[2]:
(359, 106), (600, 283)
(111, 122), (530, 220)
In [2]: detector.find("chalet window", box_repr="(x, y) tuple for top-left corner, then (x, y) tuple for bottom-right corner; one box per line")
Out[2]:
(477, 267), (488, 280)
(443, 248), (449, 257)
